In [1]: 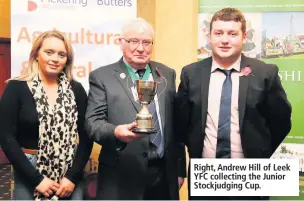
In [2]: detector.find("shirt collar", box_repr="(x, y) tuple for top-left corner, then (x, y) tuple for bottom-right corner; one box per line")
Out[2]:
(211, 55), (241, 73)
(123, 57), (148, 73)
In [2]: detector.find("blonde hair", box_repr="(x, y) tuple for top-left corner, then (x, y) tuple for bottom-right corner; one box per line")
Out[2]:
(10, 30), (74, 82)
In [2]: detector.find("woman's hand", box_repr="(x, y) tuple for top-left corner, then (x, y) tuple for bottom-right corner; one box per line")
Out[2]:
(55, 177), (75, 198)
(35, 177), (60, 197)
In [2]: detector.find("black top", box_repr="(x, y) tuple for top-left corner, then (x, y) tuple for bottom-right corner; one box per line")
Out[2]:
(0, 80), (93, 188)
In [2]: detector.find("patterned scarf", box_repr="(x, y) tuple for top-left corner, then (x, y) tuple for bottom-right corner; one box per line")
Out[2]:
(28, 73), (78, 200)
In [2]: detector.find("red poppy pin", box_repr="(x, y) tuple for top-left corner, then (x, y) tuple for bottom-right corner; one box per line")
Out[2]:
(240, 65), (253, 77)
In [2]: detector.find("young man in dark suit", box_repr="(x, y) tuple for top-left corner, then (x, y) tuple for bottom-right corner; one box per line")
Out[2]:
(175, 7), (291, 200)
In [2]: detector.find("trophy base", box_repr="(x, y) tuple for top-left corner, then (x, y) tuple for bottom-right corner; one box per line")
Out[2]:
(132, 128), (157, 134)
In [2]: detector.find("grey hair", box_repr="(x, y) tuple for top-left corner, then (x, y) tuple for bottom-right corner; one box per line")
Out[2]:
(121, 17), (155, 39)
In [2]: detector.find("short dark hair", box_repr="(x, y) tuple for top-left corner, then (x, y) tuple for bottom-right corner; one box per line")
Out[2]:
(210, 7), (246, 33)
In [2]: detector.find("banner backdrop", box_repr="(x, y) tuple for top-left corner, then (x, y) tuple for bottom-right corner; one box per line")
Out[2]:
(11, 0), (136, 92)
(10, 0), (137, 198)
(198, 0), (304, 199)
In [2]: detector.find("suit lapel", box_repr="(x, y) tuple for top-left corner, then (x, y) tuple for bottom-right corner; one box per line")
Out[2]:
(201, 58), (212, 131)
(238, 55), (251, 133)
(150, 63), (166, 133)
(114, 58), (141, 112)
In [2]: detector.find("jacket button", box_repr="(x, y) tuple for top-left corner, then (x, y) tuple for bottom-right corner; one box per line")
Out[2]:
(143, 152), (148, 157)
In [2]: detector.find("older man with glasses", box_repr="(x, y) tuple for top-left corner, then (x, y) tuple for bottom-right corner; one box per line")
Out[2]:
(85, 18), (186, 200)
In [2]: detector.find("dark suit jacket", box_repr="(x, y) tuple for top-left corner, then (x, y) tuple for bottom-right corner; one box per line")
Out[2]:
(175, 55), (291, 198)
(85, 58), (186, 200)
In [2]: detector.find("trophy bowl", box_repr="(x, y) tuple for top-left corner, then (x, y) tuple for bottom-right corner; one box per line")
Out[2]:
(132, 80), (158, 134)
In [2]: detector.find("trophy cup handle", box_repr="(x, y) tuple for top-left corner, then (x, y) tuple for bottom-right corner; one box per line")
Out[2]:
(154, 75), (167, 99)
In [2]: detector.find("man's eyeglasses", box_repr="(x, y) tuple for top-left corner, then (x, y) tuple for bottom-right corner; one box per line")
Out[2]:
(122, 38), (153, 48)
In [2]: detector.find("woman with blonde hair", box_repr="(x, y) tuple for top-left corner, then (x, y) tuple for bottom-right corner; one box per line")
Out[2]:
(0, 30), (93, 200)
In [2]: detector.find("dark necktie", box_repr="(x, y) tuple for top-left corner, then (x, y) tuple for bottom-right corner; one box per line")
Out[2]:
(147, 102), (162, 147)
(216, 69), (233, 158)
(136, 69), (146, 79)
(136, 69), (163, 157)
